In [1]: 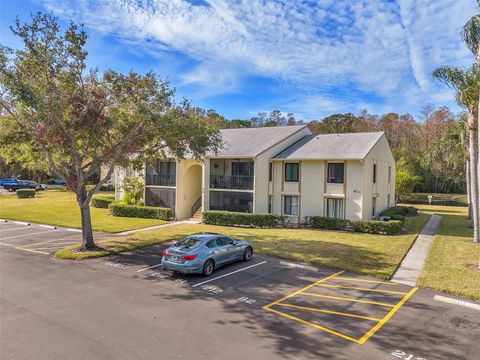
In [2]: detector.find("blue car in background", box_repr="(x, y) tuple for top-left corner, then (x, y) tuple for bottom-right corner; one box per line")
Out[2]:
(161, 233), (253, 276)
(0, 179), (44, 191)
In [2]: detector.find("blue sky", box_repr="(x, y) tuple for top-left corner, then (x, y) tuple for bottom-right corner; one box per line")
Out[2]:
(0, 0), (476, 120)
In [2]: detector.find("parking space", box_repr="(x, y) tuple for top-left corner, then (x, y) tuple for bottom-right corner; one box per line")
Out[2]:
(263, 270), (417, 344)
(0, 220), (107, 255)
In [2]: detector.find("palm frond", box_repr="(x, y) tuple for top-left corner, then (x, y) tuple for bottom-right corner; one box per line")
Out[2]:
(432, 66), (465, 89)
(461, 14), (480, 60)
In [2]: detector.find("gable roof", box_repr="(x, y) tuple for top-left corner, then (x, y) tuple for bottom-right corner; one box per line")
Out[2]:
(273, 132), (385, 160)
(209, 125), (308, 158)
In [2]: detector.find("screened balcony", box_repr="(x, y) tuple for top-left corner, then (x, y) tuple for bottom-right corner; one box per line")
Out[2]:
(210, 159), (254, 190)
(146, 160), (176, 187)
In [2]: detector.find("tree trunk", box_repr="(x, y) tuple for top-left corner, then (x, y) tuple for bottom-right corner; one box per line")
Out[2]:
(468, 113), (479, 243)
(77, 188), (96, 250)
(466, 159), (472, 219)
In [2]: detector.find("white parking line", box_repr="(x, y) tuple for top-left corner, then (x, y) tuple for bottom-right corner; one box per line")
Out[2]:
(14, 221), (30, 226)
(0, 226), (32, 232)
(39, 224), (56, 229)
(137, 263), (164, 272)
(192, 261), (267, 288)
(0, 230), (56, 241)
(66, 228), (82, 232)
(16, 247), (50, 255)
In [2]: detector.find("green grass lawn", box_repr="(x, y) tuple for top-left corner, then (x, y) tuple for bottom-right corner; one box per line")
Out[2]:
(0, 189), (166, 233)
(56, 212), (430, 279)
(401, 193), (467, 206)
(415, 204), (480, 300)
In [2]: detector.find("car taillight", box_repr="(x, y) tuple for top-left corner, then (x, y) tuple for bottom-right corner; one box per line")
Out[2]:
(162, 250), (169, 257)
(181, 254), (198, 261)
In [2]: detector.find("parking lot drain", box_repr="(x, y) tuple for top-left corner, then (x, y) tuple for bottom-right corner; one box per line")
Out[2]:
(299, 293), (394, 307)
(316, 284), (409, 295)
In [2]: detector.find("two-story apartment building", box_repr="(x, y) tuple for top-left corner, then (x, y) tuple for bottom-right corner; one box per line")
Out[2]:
(114, 125), (395, 222)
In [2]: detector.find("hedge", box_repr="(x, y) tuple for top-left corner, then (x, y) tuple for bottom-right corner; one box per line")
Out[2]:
(108, 203), (173, 220)
(350, 220), (403, 235)
(91, 194), (115, 208)
(308, 216), (403, 235)
(309, 216), (351, 231)
(380, 206), (418, 221)
(16, 189), (36, 198)
(202, 210), (279, 228)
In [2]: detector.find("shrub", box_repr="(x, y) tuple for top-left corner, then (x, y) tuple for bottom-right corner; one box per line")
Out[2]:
(351, 220), (403, 235)
(308, 216), (351, 231)
(109, 203), (173, 220)
(120, 176), (144, 205)
(202, 211), (279, 228)
(16, 189), (36, 198)
(99, 184), (115, 192)
(380, 206), (418, 221)
(91, 194), (115, 208)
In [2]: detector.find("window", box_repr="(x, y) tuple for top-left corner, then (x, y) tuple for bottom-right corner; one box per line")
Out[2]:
(388, 165), (391, 183)
(206, 239), (219, 248)
(372, 197), (377, 217)
(145, 187), (175, 209)
(327, 163), (344, 183)
(146, 160), (176, 186)
(326, 198), (344, 219)
(285, 163), (299, 182)
(373, 163), (377, 183)
(232, 161), (253, 176)
(209, 191), (253, 213)
(269, 162), (273, 181)
(217, 237), (234, 246)
(284, 195), (299, 215)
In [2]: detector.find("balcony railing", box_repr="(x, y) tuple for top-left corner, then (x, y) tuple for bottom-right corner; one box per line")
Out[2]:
(146, 173), (176, 187)
(210, 175), (253, 190)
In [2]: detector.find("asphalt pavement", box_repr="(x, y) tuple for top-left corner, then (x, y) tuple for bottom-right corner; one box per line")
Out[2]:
(1, 221), (479, 360)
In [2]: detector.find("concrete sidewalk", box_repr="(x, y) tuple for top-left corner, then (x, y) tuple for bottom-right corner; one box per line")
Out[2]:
(392, 214), (442, 286)
(116, 219), (200, 236)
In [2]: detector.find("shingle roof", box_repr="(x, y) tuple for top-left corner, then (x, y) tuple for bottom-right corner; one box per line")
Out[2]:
(273, 132), (385, 160)
(209, 125), (308, 158)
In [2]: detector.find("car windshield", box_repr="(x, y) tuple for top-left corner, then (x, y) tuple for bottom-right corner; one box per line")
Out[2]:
(175, 237), (202, 249)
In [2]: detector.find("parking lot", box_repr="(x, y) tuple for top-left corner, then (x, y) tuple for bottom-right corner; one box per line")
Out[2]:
(0, 219), (109, 255)
(1, 226), (479, 360)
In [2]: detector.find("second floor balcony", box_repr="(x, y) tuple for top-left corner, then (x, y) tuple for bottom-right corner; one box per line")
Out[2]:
(210, 175), (253, 190)
(146, 173), (176, 187)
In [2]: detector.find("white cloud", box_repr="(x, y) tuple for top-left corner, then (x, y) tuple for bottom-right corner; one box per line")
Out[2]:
(42, 0), (476, 115)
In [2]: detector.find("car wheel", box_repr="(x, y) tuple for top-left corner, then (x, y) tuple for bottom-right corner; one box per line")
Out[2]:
(242, 247), (253, 261)
(202, 259), (215, 277)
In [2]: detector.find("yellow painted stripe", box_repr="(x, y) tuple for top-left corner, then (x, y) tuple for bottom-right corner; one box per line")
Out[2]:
(275, 303), (382, 321)
(316, 283), (408, 295)
(263, 306), (361, 344)
(263, 270), (344, 309)
(334, 277), (398, 286)
(357, 287), (418, 344)
(300, 292), (394, 307)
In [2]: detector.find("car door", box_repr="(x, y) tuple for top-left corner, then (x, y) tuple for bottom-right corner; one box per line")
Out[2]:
(205, 238), (229, 266)
(217, 236), (242, 263)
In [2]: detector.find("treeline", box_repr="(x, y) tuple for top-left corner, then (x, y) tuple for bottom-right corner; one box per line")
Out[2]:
(216, 104), (466, 194)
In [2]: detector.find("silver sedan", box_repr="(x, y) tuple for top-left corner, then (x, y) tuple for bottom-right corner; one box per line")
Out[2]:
(161, 233), (253, 276)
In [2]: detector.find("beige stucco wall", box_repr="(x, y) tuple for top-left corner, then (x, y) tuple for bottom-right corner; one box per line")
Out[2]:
(271, 159), (364, 222)
(253, 126), (312, 213)
(362, 135), (396, 219)
(175, 159), (202, 220)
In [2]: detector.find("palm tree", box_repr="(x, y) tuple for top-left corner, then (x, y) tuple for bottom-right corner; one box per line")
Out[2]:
(433, 65), (480, 242)
(460, 0), (480, 242)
